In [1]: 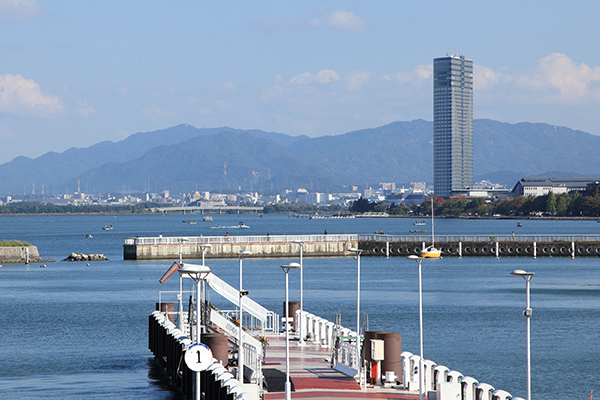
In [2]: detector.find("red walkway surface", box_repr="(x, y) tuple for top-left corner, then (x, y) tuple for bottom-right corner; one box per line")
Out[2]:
(263, 335), (418, 400)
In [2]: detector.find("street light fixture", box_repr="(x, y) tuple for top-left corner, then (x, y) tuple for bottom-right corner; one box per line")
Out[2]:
(407, 255), (425, 400)
(177, 238), (188, 331)
(511, 269), (535, 400)
(237, 250), (252, 383)
(281, 262), (301, 400)
(349, 247), (363, 388)
(178, 264), (212, 400)
(293, 240), (305, 345)
(199, 243), (212, 266)
(178, 238), (188, 264)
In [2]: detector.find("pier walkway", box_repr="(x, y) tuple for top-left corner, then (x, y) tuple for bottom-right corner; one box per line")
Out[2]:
(262, 335), (416, 400)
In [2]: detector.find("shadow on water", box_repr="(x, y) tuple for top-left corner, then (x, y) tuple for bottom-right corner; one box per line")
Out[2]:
(147, 358), (184, 400)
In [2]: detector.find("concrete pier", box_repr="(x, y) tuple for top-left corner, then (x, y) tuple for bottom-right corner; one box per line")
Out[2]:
(125, 233), (600, 259)
(0, 246), (43, 264)
(124, 234), (358, 260)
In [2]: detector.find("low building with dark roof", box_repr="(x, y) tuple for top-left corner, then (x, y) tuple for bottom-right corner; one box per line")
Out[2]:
(511, 177), (599, 197)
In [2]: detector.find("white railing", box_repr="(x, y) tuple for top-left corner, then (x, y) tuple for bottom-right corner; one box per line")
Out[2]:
(362, 234), (600, 243)
(336, 340), (359, 371)
(128, 233), (600, 246)
(125, 234), (358, 246)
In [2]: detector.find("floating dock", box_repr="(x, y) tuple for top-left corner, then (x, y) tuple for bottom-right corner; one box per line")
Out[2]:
(149, 265), (522, 400)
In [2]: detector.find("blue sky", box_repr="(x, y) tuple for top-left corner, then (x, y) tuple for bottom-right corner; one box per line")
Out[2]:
(1, 0), (600, 164)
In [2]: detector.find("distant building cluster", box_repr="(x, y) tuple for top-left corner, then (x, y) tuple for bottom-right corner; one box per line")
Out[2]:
(3, 175), (600, 209)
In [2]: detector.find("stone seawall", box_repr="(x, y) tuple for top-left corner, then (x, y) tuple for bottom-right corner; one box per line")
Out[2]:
(359, 240), (600, 257)
(0, 246), (42, 263)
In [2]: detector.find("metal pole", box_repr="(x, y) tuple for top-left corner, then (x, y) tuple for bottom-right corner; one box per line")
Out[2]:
(299, 242), (304, 345)
(178, 273), (184, 331)
(511, 269), (534, 400)
(196, 273), (202, 400)
(285, 269), (292, 400)
(356, 251), (362, 389)
(526, 277), (532, 400)
(239, 254), (244, 383)
(418, 258), (425, 400)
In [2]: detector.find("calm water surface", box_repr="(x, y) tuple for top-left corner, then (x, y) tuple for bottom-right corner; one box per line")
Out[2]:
(0, 214), (599, 399)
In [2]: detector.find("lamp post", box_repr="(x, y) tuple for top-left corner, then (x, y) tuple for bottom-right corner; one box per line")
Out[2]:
(281, 262), (301, 400)
(407, 255), (425, 400)
(349, 247), (363, 388)
(237, 250), (252, 383)
(293, 240), (305, 345)
(199, 243), (212, 308)
(178, 237), (188, 264)
(511, 269), (535, 400)
(177, 238), (188, 331)
(199, 243), (212, 266)
(178, 264), (211, 400)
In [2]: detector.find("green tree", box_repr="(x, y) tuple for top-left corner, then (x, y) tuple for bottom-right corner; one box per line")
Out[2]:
(349, 197), (373, 213)
(556, 194), (570, 215)
(546, 191), (557, 214)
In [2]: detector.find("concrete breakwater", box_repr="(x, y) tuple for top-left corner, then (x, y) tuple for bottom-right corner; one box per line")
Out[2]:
(124, 234), (600, 260)
(124, 234), (358, 260)
(360, 240), (600, 257)
(0, 246), (43, 264)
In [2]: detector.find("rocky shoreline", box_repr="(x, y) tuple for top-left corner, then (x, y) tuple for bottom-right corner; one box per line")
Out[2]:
(62, 253), (110, 262)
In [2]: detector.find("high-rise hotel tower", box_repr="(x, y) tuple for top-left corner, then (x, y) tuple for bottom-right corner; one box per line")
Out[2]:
(433, 55), (473, 197)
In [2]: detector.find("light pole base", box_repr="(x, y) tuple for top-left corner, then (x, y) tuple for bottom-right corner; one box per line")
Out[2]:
(285, 381), (292, 400)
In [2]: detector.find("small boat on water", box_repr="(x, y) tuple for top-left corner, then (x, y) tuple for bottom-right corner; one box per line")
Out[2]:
(516, 222), (523, 227)
(409, 229), (427, 233)
(183, 220), (197, 224)
(413, 221), (426, 226)
(102, 225), (113, 230)
(211, 221), (250, 229)
(203, 216), (213, 222)
(421, 198), (441, 259)
(86, 234), (93, 239)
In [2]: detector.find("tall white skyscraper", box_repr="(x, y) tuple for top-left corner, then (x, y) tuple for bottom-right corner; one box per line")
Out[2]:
(433, 55), (473, 197)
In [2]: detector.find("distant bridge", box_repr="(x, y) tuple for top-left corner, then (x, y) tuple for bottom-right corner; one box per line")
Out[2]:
(150, 205), (263, 213)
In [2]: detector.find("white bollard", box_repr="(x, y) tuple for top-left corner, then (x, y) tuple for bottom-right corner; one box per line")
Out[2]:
(476, 382), (495, 400)
(460, 376), (479, 400)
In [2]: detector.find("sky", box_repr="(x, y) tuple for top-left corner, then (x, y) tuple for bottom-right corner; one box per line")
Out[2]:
(1, 1), (600, 164)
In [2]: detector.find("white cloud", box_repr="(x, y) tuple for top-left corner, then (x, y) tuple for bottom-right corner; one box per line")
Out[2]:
(326, 9), (367, 32)
(474, 65), (506, 90)
(414, 64), (433, 81)
(257, 9), (366, 32)
(343, 71), (372, 91)
(519, 53), (600, 102)
(0, 0), (47, 19)
(290, 69), (340, 85)
(476, 54), (600, 104)
(384, 64), (432, 84)
(75, 99), (95, 118)
(222, 80), (235, 91)
(0, 74), (62, 115)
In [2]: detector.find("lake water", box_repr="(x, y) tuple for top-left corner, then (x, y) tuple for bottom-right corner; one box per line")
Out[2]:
(0, 213), (598, 399)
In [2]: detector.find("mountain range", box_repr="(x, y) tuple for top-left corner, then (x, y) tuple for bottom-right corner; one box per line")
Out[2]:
(1, 119), (600, 195)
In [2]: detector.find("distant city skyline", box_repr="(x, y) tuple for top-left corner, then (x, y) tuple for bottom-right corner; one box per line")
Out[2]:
(2, 1), (600, 165)
(433, 55), (474, 197)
